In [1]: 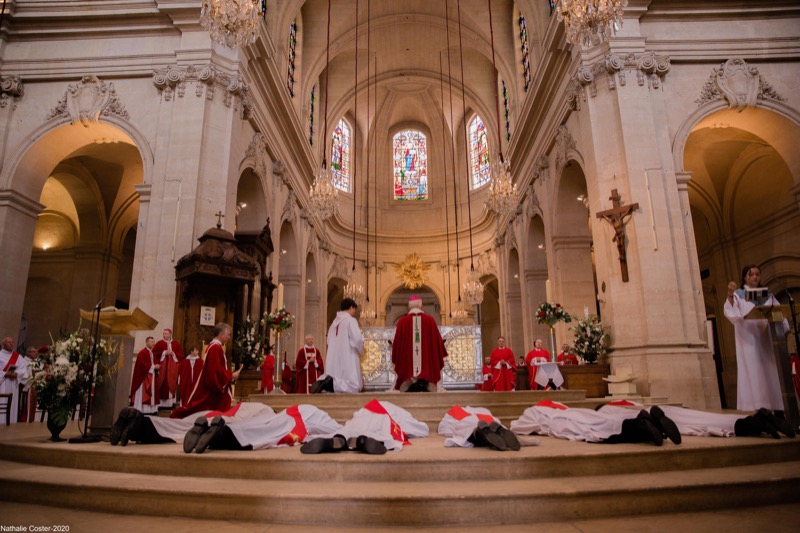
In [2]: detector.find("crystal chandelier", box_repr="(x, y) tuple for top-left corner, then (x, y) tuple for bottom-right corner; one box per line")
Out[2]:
(343, 273), (366, 307)
(486, 157), (518, 217)
(360, 303), (377, 326)
(309, 164), (338, 220)
(556, 0), (628, 47)
(451, 305), (470, 326)
(463, 269), (484, 306)
(200, 0), (263, 48)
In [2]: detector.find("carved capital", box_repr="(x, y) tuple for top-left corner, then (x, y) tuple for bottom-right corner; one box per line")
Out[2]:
(153, 64), (253, 120)
(0, 76), (24, 109)
(554, 126), (577, 171)
(245, 132), (269, 179)
(575, 52), (671, 99)
(532, 154), (550, 183)
(48, 75), (130, 125)
(695, 58), (785, 110)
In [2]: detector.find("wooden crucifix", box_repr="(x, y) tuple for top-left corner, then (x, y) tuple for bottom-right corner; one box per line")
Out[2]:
(596, 189), (639, 282)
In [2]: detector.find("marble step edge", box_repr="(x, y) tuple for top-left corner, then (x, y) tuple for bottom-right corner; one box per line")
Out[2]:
(1, 460), (798, 526)
(2, 437), (798, 483)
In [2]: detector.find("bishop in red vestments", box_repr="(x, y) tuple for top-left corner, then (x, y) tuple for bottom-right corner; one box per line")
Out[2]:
(153, 328), (184, 408)
(171, 323), (239, 419)
(295, 335), (324, 394)
(525, 338), (550, 390)
(177, 347), (203, 406)
(391, 295), (448, 391)
(489, 336), (516, 391)
(130, 336), (159, 414)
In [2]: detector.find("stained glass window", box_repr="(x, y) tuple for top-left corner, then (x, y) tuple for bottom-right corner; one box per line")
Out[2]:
(519, 16), (531, 92)
(469, 116), (491, 189)
(261, 0), (267, 19)
(549, 0), (557, 16)
(331, 119), (352, 192)
(309, 85), (316, 145)
(392, 130), (428, 201)
(287, 19), (297, 97)
(502, 80), (511, 142)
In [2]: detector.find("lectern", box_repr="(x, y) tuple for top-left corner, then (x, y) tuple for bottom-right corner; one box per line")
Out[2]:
(79, 307), (158, 432)
(745, 304), (799, 426)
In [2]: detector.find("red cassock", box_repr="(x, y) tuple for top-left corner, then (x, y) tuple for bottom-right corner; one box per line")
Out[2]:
(558, 352), (579, 365)
(525, 348), (550, 390)
(170, 340), (232, 419)
(153, 339), (184, 402)
(490, 347), (516, 391)
(391, 310), (448, 390)
(792, 355), (800, 405)
(294, 347), (324, 394)
(130, 347), (156, 406)
(480, 364), (493, 392)
(260, 354), (275, 393)
(280, 355), (294, 394)
(177, 356), (203, 406)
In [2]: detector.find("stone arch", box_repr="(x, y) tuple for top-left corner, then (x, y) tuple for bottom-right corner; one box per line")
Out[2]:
(505, 247), (525, 354)
(524, 214), (548, 342)
(384, 284), (443, 326)
(479, 274), (501, 361)
(235, 168), (269, 232)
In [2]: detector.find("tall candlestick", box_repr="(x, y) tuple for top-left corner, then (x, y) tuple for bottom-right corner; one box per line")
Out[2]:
(277, 283), (284, 309)
(545, 279), (552, 302)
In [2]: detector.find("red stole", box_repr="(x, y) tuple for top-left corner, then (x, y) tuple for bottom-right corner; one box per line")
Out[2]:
(2, 351), (20, 371)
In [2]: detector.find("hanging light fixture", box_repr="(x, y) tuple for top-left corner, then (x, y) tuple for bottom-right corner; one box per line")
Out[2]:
(456, 0), (484, 308)
(360, 0), (378, 328)
(451, 303), (471, 325)
(344, 0), (365, 309)
(309, 0), (338, 220)
(200, 0), (265, 48)
(485, 0), (518, 217)
(556, 0), (628, 47)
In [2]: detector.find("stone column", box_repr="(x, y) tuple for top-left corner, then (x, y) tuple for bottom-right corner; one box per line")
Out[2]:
(0, 190), (44, 337)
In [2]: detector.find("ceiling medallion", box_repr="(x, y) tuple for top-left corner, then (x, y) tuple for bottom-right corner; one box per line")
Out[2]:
(394, 253), (430, 290)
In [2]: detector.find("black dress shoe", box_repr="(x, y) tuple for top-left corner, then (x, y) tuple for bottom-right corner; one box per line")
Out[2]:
(759, 408), (796, 438)
(469, 420), (507, 451)
(636, 411), (663, 446)
(650, 406), (682, 445)
(310, 375), (334, 394)
(183, 416), (209, 453)
(300, 434), (348, 454)
(490, 422), (521, 451)
(754, 409), (781, 439)
(347, 435), (387, 455)
(195, 416), (225, 453)
(110, 407), (137, 446)
(119, 410), (144, 447)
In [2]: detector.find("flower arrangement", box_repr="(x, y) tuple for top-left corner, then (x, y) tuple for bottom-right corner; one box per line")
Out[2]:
(263, 306), (294, 333)
(535, 302), (573, 328)
(234, 315), (267, 370)
(571, 314), (609, 363)
(30, 328), (112, 425)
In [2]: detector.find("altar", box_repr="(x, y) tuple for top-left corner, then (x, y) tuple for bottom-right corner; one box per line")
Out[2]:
(360, 325), (482, 391)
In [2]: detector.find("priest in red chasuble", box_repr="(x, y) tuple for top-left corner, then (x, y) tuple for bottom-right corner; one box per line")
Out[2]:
(130, 336), (159, 414)
(489, 336), (516, 391)
(525, 338), (550, 390)
(177, 346), (203, 406)
(391, 295), (448, 392)
(153, 328), (184, 408)
(295, 334), (324, 394)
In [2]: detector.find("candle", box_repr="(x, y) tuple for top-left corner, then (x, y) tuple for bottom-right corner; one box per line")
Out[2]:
(584, 306), (589, 318)
(277, 283), (284, 309)
(545, 279), (552, 302)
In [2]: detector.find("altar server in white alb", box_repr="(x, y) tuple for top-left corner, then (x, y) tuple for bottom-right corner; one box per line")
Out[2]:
(0, 336), (28, 424)
(724, 265), (789, 411)
(312, 298), (364, 393)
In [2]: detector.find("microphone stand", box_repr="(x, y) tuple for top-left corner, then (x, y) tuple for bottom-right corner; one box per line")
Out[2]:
(69, 300), (103, 443)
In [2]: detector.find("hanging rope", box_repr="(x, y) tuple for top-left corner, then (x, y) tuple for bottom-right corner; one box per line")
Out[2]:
(487, 0), (505, 165)
(456, 0), (476, 274)
(321, 0), (333, 170)
(351, 0), (359, 276)
(445, 0), (462, 301)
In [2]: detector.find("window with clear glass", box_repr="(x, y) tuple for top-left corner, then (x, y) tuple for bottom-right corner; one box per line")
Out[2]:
(469, 116), (491, 189)
(392, 130), (428, 201)
(331, 119), (352, 192)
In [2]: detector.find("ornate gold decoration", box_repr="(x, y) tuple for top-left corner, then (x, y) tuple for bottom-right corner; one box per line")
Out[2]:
(394, 253), (430, 290)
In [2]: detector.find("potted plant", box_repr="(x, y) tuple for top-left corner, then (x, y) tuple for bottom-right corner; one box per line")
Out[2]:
(570, 313), (609, 363)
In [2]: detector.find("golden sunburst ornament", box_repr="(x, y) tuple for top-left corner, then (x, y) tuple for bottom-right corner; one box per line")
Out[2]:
(395, 253), (430, 289)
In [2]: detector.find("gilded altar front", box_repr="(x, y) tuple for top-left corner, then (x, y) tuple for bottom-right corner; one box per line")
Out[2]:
(359, 326), (482, 391)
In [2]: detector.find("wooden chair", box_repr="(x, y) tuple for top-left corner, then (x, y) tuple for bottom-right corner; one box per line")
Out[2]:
(0, 393), (12, 426)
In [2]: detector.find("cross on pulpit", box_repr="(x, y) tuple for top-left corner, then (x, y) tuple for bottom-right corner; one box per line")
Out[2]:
(596, 189), (639, 282)
(215, 211), (225, 228)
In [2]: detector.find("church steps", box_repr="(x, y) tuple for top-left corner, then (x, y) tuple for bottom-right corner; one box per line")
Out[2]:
(2, 436), (797, 483)
(1, 458), (798, 526)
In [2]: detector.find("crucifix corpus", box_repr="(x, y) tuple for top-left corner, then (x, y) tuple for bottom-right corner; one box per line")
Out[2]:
(596, 189), (639, 282)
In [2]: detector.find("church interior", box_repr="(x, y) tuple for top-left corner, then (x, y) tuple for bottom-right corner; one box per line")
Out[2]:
(1, 0), (799, 528)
